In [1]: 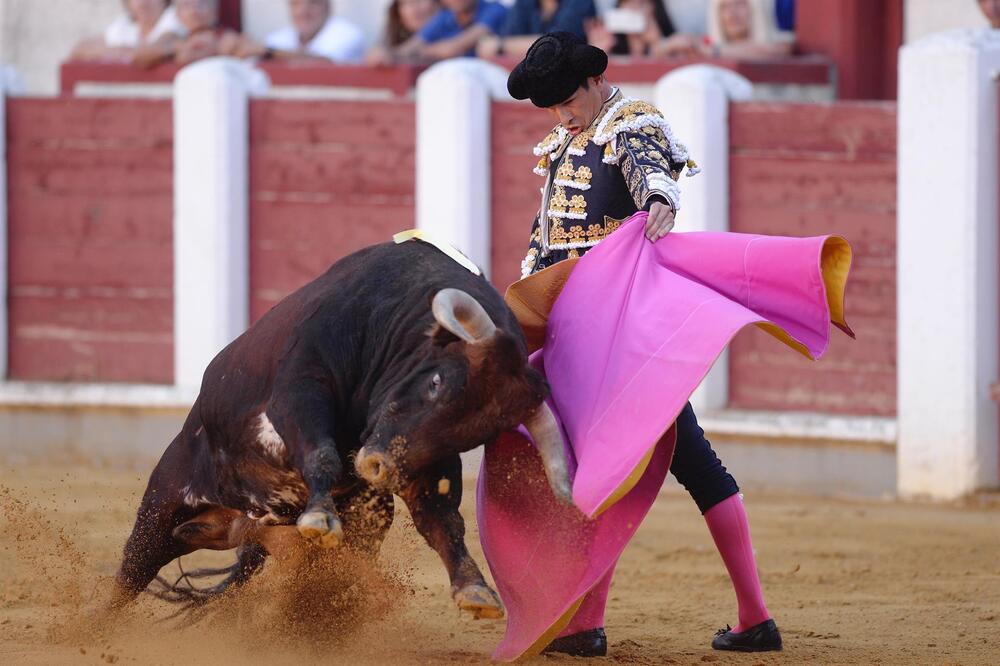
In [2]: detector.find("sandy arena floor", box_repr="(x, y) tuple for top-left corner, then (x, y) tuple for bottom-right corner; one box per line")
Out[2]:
(1, 463), (998, 665)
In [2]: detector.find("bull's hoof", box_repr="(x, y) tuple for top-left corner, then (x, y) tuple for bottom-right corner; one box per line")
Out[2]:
(296, 510), (344, 549)
(453, 583), (504, 620)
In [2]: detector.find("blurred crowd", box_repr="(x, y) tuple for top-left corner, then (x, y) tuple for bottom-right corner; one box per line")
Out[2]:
(68, 0), (798, 70)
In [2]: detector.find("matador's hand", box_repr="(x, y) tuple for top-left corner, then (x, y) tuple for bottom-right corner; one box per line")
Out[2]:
(645, 201), (675, 242)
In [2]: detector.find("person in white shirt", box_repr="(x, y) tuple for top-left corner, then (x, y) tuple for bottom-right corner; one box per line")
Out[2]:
(104, 3), (185, 48)
(239, 0), (368, 64)
(70, 0), (185, 62)
(131, 0), (243, 69)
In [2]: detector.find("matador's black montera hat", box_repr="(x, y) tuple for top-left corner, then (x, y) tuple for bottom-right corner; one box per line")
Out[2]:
(507, 32), (609, 108)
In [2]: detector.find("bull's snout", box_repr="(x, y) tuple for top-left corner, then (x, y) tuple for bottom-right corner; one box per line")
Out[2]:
(355, 448), (394, 487)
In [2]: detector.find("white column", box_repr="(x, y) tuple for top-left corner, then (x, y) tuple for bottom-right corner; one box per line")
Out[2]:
(416, 59), (511, 276)
(0, 68), (8, 379)
(173, 58), (268, 390)
(655, 65), (753, 413)
(898, 30), (1000, 498)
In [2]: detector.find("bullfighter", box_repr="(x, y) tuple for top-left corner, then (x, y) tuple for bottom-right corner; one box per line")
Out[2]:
(477, 32), (846, 658)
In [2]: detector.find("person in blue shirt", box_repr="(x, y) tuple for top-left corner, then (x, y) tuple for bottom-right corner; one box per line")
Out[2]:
(477, 0), (597, 59)
(381, 0), (507, 62)
(774, 0), (794, 31)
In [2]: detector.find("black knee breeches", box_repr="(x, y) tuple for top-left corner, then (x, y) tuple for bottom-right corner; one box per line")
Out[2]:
(669, 402), (739, 514)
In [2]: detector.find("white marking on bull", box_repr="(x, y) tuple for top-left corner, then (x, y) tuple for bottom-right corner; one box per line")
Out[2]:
(256, 413), (286, 458)
(181, 484), (211, 507)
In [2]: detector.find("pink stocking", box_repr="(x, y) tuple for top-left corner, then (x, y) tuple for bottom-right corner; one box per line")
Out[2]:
(704, 493), (771, 632)
(557, 567), (614, 636)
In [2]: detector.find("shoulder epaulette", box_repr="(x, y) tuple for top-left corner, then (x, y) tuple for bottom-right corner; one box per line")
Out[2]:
(593, 98), (700, 175)
(532, 125), (569, 176)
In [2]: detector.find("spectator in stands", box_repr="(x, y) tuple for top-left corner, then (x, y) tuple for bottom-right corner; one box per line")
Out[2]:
(703, 0), (792, 58)
(69, 0), (184, 63)
(131, 0), (242, 68)
(979, 0), (1000, 29)
(376, 0), (508, 63)
(237, 0), (367, 64)
(774, 0), (794, 31)
(585, 0), (701, 58)
(385, 0), (442, 47)
(476, 0), (596, 59)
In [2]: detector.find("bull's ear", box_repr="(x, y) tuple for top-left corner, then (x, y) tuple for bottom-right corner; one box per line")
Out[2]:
(427, 322), (464, 348)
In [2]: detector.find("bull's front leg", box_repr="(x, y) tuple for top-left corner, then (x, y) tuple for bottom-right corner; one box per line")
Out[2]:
(399, 454), (504, 619)
(295, 442), (345, 548)
(268, 382), (346, 549)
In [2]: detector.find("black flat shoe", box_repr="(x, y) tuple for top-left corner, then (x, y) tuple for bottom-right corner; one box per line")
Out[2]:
(543, 628), (608, 657)
(711, 619), (783, 652)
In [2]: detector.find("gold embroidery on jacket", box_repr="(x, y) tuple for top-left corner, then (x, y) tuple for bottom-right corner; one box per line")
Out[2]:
(549, 217), (568, 245)
(546, 213), (626, 249)
(553, 158), (593, 190)
(567, 126), (597, 155)
(534, 154), (550, 176)
(548, 185), (570, 216)
(604, 215), (625, 235)
(555, 160), (576, 182)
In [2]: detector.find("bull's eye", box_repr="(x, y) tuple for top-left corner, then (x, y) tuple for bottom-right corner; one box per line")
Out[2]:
(428, 373), (443, 400)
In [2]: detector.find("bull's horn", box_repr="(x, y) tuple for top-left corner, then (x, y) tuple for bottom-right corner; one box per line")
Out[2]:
(523, 402), (574, 505)
(432, 288), (497, 343)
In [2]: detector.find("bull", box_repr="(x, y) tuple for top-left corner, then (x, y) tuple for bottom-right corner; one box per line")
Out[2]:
(110, 239), (572, 618)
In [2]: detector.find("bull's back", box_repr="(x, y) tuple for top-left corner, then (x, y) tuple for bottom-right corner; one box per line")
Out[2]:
(279, 241), (518, 342)
(194, 241), (522, 432)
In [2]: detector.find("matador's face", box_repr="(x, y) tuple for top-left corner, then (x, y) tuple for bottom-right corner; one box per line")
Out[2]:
(545, 76), (609, 136)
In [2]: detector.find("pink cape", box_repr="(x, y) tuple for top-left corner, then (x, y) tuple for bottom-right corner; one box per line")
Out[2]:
(476, 213), (852, 661)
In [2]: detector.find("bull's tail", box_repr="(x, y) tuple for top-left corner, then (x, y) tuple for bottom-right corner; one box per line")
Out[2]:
(147, 545), (267, 619)
(149, 560), (240, 602)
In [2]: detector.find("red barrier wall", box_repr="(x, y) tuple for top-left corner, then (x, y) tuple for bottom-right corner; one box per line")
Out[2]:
(728, 102), (897, 416)
(248, 100), (416, 321)
(490, 102), (553, 290)
(796, 0), (903, 100)
(4, 94), (895, 421)
(6, 98), (173, 383)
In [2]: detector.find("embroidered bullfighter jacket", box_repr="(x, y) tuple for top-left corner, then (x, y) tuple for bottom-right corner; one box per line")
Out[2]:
(520, 89), (699, 278)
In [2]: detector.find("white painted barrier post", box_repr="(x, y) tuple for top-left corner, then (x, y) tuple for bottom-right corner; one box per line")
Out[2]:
(173, 58), (269, 391)
(655, 65), (753, 414)
(0, 64), (20, 379)
(416, 59), (511, 276)
(898, 30), (1000, 498)
(0, 69), (8, 379)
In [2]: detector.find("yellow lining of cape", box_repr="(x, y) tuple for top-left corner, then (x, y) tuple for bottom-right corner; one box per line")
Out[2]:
(393, 229), (482, 276)
(518, 597), (586, 659)
(504, 258), (580, 353)
(749, 235), (853, 359)
(592, 445), (655, 517)
(821, 236), (853, 332)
